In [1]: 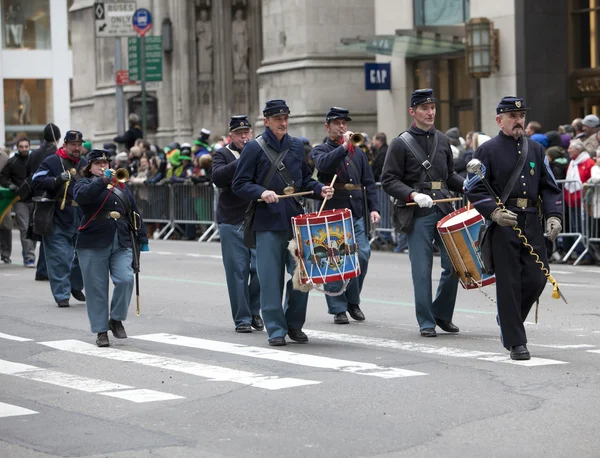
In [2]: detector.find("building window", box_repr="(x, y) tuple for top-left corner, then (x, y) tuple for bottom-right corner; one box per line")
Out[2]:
(414, 0), (470, 27)
(3, 79), (53, 144)
(570, 0), (600, 69)
(1, 0), (51, 49)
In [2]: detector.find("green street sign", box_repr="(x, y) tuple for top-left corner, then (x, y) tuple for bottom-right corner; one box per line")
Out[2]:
(128, 36), (163, 82)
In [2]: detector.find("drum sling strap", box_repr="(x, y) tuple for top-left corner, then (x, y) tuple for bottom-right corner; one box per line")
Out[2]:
(242, 138), (291, 248)
(256, 136), (301, 209)
(399, 131), (446, 195)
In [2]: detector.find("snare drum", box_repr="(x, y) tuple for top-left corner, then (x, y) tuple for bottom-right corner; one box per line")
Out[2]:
(291, 209), (360, 285)
(437, 207), (496, 290)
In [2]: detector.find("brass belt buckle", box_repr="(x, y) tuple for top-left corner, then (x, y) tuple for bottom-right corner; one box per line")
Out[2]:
(344, 183), (355, 191)
(283, 186), (295, 195)
(109, 211), (121, 220)
(430, 182), (442, 190)
(516, 198), (528, 208)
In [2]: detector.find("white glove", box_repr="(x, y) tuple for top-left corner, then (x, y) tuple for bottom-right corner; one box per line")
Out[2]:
(490, 208), (518, 227)
(545, 216), (562, 242)
(413, 193), (434, 208)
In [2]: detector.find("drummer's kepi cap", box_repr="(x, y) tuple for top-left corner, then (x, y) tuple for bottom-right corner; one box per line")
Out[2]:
(496, 96), (531, 114)
(263, 99), (290, 117)
(410, 88), (437, 107)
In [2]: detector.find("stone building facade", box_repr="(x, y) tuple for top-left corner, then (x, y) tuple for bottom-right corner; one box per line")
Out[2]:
(69, 0), (376, 147)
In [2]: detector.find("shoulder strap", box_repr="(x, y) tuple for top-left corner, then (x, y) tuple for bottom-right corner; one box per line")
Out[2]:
(111, 185), (134, 221)
(399, 131), (440, 182)
(256, 136), (294, 187)
(345, 154), (361, 181)
(500, 136), (529, 204)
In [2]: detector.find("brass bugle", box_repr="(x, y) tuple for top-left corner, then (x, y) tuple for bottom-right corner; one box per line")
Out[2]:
(350, 132), (363, 146)
(114, 168), (129, 183)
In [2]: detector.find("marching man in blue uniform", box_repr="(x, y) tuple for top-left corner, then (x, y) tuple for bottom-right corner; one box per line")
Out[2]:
(32, 130), (86, 307)
(232, 100), (334, 346)
(73, 149), (149, 347)
(310, 107), (380, 324)
(465, 96), (562, 360)
(213, 115), (262, 333)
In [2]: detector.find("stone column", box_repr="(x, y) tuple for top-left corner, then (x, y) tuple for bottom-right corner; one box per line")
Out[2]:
(154, 0), (176, 144)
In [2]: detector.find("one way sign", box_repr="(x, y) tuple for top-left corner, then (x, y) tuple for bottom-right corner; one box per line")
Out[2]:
(94, 2), (137, 37)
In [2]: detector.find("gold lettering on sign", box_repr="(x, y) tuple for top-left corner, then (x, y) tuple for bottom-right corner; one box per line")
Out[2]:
(574, 76), (600, 94)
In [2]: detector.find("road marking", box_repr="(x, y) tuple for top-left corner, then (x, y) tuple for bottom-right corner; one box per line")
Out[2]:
(0, 332), (33, 342)
(0, 402), (38, 418)
(557, 283), (600, 288)
(132, 333), (427, 379)
(587, 349), (600, 355)
(528, 343), (595, 349)
(40, 340), (318, 390)
(303, 329), (568, 366)
(0, 358), (182, 403)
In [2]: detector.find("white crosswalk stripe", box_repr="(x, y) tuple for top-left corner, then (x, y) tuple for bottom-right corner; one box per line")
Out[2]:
(0, 358), (183, 403)
(0, 401), (38, 418)
(304, 329), (569, 367)
(39, 340), (320, 390)
(0, 332), (33, 342)
(131, 333), (427, 379)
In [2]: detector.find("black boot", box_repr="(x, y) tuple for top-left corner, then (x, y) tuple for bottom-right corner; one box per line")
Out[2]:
(96, 332), (109, 347)
(109, 319), (127, 339)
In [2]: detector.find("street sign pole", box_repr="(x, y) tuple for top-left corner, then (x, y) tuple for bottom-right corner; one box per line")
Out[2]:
(114, 37), (126, 136)
(140, 35), (147, 135)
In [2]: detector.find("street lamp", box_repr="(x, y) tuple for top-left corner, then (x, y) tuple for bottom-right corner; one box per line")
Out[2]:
(465, 18), (499, 78)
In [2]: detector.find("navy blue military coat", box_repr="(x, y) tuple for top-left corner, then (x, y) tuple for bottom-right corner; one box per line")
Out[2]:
(73, 176), (148, 249)
(232, 128), (323, 232)
(212, 144), (248, 225)
(310, 138), (380, 218)
(32, 153), (88, 229)
(465, 131), (562, 219)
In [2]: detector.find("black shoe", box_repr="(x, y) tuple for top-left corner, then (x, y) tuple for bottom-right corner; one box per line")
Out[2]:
(348, 304), (365, 321)
(96, 332), (109, 347)
(510, 345), (530, 360)
(71, 290), (86, 302)
(35, 275), (48, 281)
(235, 323), (252, 333)
(334, 312), (349, 324)
(435, 318), (460, 333)
(251, 315), (264, 331)
(268, 337), (286, 346)
(108, 319), (127, 339)
(57, 300), (70, 308)
(420, 328), (437, 337)
(288, 328), (309, 343)
(2, 256), (11, 264)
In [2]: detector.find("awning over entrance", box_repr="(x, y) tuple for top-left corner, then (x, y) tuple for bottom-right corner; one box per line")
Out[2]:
(340, 31), (465, 59)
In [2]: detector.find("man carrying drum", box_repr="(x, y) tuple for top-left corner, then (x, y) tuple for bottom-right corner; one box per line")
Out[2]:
(310, 107), (380, 324)
(381, 89), (465, 337)
(232, 100), (334, 346)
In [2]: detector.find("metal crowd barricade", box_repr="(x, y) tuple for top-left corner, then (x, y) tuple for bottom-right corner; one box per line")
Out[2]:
(556, 179), (586, 264)
(129, 183), (173, 239)
(583, 181), (600, 263)
(168, 182), (217, 241)
(371, 183), (394, 243)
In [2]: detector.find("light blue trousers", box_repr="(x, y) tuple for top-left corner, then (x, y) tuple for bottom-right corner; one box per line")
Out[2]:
(255, 230), (308, 339)
(43, 219), (84, 302)
(77, 233), (134, 333)
(407, 208), (459, 330)
(324, 217), (371, 314)
(219, 223), (261, 327)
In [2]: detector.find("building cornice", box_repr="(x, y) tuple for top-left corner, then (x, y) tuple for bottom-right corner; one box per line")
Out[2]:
(257, 54), (374, 75)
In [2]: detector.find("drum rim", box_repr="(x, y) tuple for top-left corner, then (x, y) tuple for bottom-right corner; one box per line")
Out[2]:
(437, 206), (484, 233)
(293, 208), (351, 224)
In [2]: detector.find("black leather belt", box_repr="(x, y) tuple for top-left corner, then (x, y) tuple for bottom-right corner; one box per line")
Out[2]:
(506, 198), (537, 209)
(83, 210), (122, 222)
(414, 181), (447, 190)
(333, 183), (362, 191)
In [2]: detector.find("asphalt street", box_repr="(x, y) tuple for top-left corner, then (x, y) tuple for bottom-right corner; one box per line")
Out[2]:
(1, 230), (600, 458)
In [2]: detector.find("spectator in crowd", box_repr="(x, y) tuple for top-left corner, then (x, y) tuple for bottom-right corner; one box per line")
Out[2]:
(103, 142), (118, 159)
(0, 146), (11, 264)
(130, 156), (149, 184)
(581, 114), (600, 156)
(82, 141), (92, 157)
(586, 156), (600, 263)
(191, 154), (212, 184)
(146, 156), (163, 184)
(165, 150), (193, 182)
(546, 145), (568, 181)
(113, 113), (143, 150)
(26, 122), (61, 280)
(530, 133), (549, 148)
(525, 120), (542, 137)
(562, 139), (596, 264)
(371, 132), (388, 182)
(0, 137), (36, 267)
(112, 151), (129, 170)
(194, 128), (212, 156)
(127, 145), (142, 177)
(445, 127), (466, 157)
(572, 118), (585, 139)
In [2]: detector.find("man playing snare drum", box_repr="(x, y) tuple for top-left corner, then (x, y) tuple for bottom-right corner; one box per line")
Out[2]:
(381, 89), (465, 337)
